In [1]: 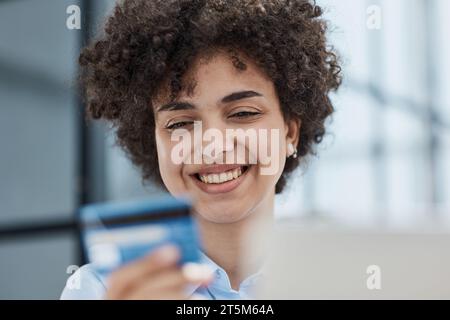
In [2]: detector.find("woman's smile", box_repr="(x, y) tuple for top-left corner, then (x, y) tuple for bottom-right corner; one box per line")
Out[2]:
(189, 164), (252, 195)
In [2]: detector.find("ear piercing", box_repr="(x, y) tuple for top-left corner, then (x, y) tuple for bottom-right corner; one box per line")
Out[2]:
(287, 143), (298, 159)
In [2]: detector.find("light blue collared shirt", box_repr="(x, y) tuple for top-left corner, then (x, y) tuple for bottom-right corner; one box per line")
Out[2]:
(60, 251), (263, 300)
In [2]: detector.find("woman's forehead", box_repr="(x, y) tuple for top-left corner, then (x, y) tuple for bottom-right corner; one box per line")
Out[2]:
(153, 51), (274, 108)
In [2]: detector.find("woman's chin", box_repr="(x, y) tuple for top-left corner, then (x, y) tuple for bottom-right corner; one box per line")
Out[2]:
(194, 202), (252, 224)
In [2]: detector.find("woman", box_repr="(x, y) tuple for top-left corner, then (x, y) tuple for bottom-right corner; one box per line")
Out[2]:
(61, 0), (341, 299)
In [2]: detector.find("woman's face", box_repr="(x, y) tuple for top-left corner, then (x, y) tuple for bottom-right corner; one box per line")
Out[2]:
(153, 50), (298, 223)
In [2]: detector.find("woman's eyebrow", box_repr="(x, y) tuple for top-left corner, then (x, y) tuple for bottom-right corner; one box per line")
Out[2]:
(220, 90), (263, 104)
(156, 101), (195, 113)
(156, 90), (263, 113)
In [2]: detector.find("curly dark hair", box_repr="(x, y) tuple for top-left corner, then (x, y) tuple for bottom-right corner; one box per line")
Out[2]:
(79, 0), (342, 194)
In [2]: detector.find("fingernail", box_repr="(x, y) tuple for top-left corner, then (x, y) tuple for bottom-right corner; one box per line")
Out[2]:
(182, 263), (214, 282)
(154, 245), (179, 264)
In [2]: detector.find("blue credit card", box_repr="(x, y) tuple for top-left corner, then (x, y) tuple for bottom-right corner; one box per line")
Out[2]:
(79, 195), (201, 277)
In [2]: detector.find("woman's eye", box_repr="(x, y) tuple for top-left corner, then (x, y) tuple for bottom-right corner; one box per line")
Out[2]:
(166, 121), (193, 130)
(229, 111), (260, 118)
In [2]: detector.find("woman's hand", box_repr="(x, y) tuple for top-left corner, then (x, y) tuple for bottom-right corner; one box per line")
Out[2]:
(105, 245), (213, 300)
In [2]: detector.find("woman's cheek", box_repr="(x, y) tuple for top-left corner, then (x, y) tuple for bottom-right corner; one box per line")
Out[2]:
(155, 136), (184, 194)
(255, 124), (286, 178)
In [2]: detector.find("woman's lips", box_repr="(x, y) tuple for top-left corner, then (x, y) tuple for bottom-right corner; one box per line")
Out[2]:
(193, 164), (244, 175)
(190, 165), (251, 194)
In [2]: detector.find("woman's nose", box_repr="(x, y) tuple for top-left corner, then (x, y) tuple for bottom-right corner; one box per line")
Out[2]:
(201, 137), (235, 164)
(193, 120), (235, 164)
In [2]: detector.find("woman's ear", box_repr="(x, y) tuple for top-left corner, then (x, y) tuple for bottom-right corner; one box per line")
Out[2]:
(285, 117), (301, 150)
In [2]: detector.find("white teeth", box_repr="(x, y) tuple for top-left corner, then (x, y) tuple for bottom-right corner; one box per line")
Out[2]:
(199, 167), (246, 184)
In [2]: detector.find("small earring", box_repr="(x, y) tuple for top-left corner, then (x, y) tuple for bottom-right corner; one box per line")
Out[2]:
(287, 143), (298, 159)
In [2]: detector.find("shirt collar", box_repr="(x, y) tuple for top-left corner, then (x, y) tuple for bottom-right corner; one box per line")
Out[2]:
(185, 250), (265, 297)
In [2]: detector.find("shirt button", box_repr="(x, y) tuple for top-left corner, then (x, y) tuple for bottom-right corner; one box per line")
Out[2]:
(215, 270), (221, 278)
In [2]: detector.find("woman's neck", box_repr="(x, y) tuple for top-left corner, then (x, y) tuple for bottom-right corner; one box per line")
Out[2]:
(195, 192), (274, 290)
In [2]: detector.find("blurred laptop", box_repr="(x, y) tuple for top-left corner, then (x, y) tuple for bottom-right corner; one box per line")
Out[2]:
(257, 222), (450, 299)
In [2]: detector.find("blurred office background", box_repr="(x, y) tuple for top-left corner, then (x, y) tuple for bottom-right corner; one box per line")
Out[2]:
(0, 0), (448, 298)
